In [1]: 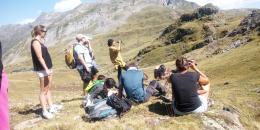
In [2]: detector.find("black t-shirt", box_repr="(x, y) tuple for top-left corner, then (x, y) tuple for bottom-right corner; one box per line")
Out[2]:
(170, 72), (201, 112)
(31, 39), (53, 71)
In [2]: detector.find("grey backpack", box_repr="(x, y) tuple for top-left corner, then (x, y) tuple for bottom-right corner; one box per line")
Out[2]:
(85, 98), (117, 121)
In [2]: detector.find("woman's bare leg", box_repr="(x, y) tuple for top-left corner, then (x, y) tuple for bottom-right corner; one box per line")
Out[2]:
(39, 77), (48, 112)
(45, 74), (53, 107)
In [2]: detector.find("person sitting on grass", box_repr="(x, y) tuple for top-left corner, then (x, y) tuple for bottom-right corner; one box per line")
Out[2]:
(118, 62), (166, 103)
(169, 57), (210, 115)
(84, 75), (117, 106)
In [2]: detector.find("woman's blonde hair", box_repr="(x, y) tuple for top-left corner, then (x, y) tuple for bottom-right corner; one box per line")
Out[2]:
(31, 25), (47, 38)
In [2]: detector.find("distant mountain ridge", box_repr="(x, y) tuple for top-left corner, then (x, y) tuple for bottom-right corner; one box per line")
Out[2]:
(0, 0), (199, 65)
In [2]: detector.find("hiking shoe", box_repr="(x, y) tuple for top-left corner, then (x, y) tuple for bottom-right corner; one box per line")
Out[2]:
(49, 104), (63, 113)
(42, 111), (54, 119)
(52, 104), (63, 110)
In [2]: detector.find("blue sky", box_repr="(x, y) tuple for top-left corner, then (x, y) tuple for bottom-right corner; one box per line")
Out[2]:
(0, 0), (96, 26)
(0, 0), (260, 26)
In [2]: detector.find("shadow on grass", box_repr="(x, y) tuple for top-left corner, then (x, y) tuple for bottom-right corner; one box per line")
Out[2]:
(18, 104), (42, 116)
(148, 96), (176, 116)
(148, 101), (175, 116)
(61, 97), (84, 103)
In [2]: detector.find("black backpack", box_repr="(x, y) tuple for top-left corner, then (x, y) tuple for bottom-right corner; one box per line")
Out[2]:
(107, 94), (132, 116)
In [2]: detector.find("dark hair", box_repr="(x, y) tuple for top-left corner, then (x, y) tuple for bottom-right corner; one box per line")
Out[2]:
(104, 78), (116, 89)
(176, 57), (189, 72)
(0, 41), (2, 89)
(107, 39), (114, 47)
(127, 62), (138, 68)
(97, 75), (106, 80)
(154, 64), (166, 79)
(31, 25), (47, 38)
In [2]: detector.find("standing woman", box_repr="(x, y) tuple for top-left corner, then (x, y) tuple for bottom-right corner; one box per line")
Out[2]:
(31, 25), (61, 119)
(0, 41), (10, 130)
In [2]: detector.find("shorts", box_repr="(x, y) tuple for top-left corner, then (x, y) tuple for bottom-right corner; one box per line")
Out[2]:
(173, 96), (208, 115)
(35, 69), (53, 78)
(77, 66), (98, 84)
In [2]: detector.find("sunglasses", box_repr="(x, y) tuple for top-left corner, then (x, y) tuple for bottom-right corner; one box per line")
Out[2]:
(41, 29), (47, 32)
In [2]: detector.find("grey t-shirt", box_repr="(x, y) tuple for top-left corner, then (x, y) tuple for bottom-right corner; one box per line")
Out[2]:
(74, 43), (93, 69)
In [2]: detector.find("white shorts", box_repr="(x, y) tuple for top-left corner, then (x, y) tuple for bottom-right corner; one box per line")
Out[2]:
(36, 69), (53, 78)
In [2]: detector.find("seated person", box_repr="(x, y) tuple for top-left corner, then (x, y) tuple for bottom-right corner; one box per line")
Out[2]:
(154, 64), (172, 80)
(85, 74), (104, 93)
(84, 75), (117, 107)
(169, 57), (210, 115)
(118, 62), (166, 103)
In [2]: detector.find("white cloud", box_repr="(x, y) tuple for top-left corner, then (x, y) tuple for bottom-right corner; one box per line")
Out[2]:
(54, 0), (82, 12)
(186, 0), (260, 9)
(18, 18), (36, 25)
(37, 10), (43, 14)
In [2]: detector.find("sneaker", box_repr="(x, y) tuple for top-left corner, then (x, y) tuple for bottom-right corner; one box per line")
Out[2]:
(52, 104), (63, 110)
(42, 111), (54, 119)
(49, 104), (63, 113)
(49, 106), (58, 113)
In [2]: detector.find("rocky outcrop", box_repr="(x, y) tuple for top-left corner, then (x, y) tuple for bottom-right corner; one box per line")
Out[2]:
(180, 3), (219, 22)
(228, 10), (260, 37)
(213, 37), (253, 55)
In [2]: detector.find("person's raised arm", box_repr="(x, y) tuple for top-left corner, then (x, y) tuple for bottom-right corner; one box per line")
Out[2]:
(32, 41), (50, 74)
(118, 41), (121, 51)
(189, 60), (210, 95)
(190, 61), (209, 85)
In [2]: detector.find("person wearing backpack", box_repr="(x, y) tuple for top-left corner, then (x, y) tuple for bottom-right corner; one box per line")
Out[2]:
(0, 41), (10, 130)
(84, 76), (117, 107)
(30, 25), (62, 119)
(75, 34), (98, 96)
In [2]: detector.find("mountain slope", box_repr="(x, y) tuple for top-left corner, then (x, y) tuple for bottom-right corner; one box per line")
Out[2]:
(1, 0), (199, 66)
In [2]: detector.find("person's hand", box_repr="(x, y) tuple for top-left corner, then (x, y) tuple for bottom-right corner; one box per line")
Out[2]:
(85, 66), (90, 72)
(46, 69), (51, 75)
(189, 60), (197, 70)
(92, 55), (95, 60)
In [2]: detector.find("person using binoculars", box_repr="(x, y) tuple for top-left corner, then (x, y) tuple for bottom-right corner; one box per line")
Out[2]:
(169, 57), (210, 115)
(107, 39), (127, 82)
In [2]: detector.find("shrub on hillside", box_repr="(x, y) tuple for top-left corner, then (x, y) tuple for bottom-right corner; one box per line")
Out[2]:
(168, 28), (193, 44)
(180, 4), (219, 22)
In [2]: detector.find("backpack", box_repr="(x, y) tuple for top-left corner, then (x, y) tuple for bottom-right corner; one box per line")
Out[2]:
(65, 44), (77, 69)
(107, 94), (132, 116)
(85, 99), (117, 121)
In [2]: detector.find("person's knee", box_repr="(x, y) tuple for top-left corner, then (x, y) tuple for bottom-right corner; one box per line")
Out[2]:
(43, 77), (50, 86)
